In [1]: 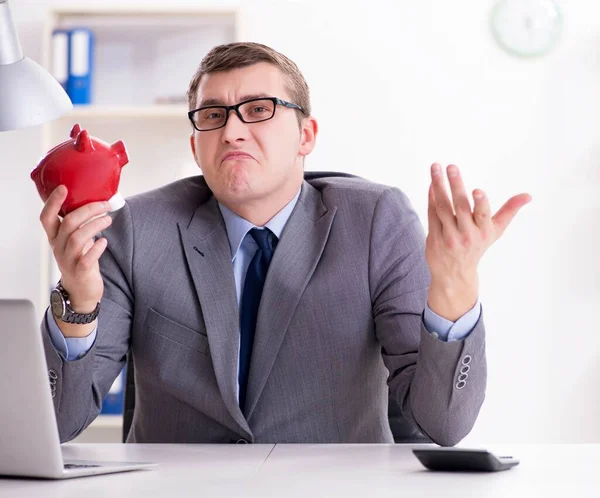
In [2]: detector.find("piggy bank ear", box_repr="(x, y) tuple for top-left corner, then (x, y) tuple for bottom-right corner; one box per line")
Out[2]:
(74, 129), (95, 153)
(69, 124), (82, 138)
(111, 140), (129, 168)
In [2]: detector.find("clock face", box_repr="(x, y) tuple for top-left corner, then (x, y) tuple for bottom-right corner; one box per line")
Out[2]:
(491, 0), (563, 57)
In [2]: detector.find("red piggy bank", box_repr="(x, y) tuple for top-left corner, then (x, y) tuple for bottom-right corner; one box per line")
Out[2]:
(31, 124), (128, 217)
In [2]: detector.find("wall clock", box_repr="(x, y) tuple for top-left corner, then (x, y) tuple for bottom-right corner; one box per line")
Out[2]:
(491, 0), (563, 57)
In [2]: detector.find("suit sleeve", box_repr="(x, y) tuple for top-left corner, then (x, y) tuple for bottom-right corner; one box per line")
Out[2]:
(369, 187), (487, 446)
(40, 202), (135, 442)
(45, 307), (98, 361)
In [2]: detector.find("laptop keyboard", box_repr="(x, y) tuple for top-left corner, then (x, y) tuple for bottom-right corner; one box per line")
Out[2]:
(64, 463), (101, 469)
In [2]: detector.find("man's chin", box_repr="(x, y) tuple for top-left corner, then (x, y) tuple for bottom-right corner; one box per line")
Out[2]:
(221, 180), (261, 203)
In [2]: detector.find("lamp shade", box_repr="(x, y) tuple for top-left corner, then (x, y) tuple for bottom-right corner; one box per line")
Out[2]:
(0, 0), (72, 132)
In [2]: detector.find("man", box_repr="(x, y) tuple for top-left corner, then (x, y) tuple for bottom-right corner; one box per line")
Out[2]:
(39, 42), (531, 445)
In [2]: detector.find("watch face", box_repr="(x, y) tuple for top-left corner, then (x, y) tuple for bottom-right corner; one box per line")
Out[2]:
(491, 0), (562, 57)
(50, 290), (66, 318)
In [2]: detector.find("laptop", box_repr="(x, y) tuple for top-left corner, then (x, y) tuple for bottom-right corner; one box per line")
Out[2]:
(0, 299), (156, 479)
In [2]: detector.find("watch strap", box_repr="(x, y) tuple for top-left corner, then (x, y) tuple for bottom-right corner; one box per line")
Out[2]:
(61, 301), (100, 324)
(54, 281), (100, 324)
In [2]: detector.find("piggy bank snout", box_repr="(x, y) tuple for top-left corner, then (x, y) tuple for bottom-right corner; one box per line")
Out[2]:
(110, 140), (129, 168)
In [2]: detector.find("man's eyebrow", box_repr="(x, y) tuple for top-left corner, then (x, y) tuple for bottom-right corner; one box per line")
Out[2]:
(197, 93), (272, 107)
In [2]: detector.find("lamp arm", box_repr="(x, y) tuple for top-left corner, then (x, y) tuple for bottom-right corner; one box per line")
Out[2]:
(0, 0), (24, 66)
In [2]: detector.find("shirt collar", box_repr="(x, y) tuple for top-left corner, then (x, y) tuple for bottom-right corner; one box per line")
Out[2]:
(218, 187), (301, 261)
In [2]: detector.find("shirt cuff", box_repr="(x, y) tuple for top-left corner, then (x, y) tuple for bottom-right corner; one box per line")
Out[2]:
(45, 307), (97, 361)
(422, 300), (482, 342)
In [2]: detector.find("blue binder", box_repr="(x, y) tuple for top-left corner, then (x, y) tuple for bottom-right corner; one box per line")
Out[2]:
(51, 29), (70, 91)
(67, 28), (94, 105)
(101, 367), (125, 415)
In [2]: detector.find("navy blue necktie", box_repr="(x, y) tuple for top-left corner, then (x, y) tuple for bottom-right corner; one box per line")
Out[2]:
(239, 228), (278, 413)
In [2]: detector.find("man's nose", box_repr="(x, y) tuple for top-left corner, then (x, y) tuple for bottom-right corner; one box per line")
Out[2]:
(221, 109), (249, 143)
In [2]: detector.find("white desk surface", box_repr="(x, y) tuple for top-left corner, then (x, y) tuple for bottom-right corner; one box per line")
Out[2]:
(1, 443), (599, 497)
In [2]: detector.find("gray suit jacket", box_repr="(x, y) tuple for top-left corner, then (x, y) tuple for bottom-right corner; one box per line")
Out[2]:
(42, 172), (486, 445)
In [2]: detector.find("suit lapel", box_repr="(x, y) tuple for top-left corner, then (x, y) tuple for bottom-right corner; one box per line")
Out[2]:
(244, 181), (337, 420)
(177, 196), (251, 436)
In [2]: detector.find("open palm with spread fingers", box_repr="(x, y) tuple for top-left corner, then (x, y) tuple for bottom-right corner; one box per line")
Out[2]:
(425, 163), (532, 321)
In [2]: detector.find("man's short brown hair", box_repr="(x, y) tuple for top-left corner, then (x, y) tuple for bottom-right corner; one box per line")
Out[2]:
(186, 42), (311, 122)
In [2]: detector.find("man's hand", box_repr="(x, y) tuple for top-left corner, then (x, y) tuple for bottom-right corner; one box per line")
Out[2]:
(40, 185), (111, 337)
(425, 163), (532, 321)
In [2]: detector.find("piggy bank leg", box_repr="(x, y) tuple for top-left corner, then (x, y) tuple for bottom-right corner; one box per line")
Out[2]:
(107, 192), (126, 212)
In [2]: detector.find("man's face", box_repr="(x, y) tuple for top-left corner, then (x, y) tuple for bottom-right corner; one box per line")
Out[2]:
(190, 62), (316, 208)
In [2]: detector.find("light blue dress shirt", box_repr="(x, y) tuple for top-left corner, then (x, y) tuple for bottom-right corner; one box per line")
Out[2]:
(47, 187), (481, 363)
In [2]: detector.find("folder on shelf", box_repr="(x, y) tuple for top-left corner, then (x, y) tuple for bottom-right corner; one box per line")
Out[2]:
(101, 367), (125, 415)
(51, 29), (70, 91)
(67, 28), (94, 105)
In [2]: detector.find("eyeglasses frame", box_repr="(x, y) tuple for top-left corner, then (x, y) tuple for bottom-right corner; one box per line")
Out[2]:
(188, 96), (306, 132)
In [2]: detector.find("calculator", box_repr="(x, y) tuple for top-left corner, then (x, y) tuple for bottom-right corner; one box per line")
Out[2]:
(412, 448), (520, 472)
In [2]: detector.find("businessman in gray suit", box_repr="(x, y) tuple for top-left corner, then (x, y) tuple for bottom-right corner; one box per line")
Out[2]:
(39, 42), (531, 445)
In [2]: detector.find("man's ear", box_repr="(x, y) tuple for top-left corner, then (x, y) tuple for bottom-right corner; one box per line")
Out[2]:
(299, 116), (318, 157)
(190, 133), (196, 158)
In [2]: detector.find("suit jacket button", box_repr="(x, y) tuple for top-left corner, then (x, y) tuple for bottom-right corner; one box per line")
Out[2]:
(49, 369), (58, 380)
(236, 438), (249, 444)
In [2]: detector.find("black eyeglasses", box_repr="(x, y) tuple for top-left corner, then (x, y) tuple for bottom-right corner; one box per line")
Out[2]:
(188, 97), (305, 132)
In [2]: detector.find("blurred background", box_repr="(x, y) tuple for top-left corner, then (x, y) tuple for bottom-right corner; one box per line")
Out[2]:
(0, 0), (598, 444)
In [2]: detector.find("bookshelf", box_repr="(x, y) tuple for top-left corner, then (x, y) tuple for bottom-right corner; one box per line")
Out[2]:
(39, 5), (240, 442)
(66, 104), (189, 118)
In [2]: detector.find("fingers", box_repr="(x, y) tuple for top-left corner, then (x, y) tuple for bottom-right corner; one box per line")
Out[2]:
(472, 189), (492, 230)
(491, 193), (533, 237)
(40, 186), (67, 242)
(446, 165), (473, 232)
(427, 183), (443, 237)
(63, 215), (112, 263)
(54, 200), (111, 253)
(430, 163), (458, 235)
(428, 163), (532, 254)
(77, 237), (108, 272)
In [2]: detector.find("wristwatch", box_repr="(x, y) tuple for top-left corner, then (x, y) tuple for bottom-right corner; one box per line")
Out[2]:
(50, 281), (100, 324)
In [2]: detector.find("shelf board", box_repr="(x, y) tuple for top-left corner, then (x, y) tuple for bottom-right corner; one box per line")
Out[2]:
(61, 105), (190, 119)
(92, 414), (123, 429)
(51, 6), (238, 17)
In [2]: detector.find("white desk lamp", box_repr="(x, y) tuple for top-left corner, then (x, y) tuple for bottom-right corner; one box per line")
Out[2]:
(0, 0), (72, 132)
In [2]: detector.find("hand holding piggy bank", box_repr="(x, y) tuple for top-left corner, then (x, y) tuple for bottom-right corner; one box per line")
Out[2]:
(31, 124), (128, 217)
(35, 125), (129, 331)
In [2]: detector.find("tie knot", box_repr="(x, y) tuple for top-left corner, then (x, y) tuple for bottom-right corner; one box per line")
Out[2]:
(249, 228), (277, 252)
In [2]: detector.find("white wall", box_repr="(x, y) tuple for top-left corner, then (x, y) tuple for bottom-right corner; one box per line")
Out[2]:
(1, 0), (598, 444)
